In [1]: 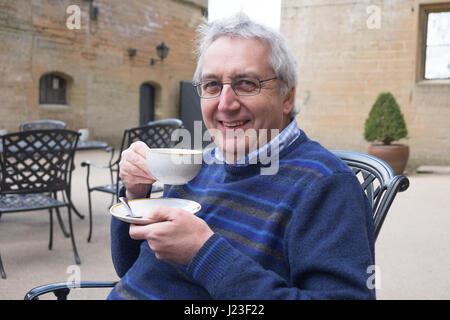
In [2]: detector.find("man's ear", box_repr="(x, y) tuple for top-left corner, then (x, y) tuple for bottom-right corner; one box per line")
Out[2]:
(282, 87), (295, 115)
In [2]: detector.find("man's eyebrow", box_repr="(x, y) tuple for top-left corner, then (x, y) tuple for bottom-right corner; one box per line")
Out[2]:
(201, 73), (218, 80)
(201, 72), (260, 80)
(234, 72), (259, 79)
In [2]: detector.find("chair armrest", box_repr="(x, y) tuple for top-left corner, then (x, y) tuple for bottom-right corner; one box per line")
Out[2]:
(24, 281), (118, 300)
(81, 147), (119, 192)
(81, 160), (112, 169)
(396, 174), (410, 192)
(374, 174), (410, 240)
(80, 146), (117, 169)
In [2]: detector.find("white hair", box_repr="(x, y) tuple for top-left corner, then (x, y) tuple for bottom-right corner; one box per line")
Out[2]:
(193, 12), (299, 117)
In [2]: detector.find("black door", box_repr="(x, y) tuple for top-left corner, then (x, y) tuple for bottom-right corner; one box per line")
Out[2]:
(140, 83), (155, 125)
(179, 81), (211, 149)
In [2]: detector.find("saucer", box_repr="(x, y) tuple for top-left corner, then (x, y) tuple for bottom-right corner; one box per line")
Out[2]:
(110, 198), (201, 224)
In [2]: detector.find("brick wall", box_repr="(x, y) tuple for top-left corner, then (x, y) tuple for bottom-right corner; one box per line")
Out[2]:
(282, 0), (450, 169)
(0, 0), (207, 146)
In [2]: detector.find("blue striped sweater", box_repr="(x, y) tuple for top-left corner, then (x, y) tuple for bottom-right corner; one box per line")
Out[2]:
(108, 130), (376, 300)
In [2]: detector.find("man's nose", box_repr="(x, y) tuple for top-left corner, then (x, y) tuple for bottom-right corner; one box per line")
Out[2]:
(217, 84), (240, 112)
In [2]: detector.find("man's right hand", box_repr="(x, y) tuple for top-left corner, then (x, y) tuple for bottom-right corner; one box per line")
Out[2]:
(119, 141), (157, 199)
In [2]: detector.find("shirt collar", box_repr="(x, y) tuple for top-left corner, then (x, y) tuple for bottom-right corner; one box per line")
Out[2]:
(212, 118), (300, 166)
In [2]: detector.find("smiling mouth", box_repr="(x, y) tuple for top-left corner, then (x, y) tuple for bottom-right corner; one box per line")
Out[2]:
(219, 120), (250, 128)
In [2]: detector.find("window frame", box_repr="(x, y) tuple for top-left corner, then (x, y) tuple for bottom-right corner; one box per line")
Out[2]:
(417, 2), (450, 83)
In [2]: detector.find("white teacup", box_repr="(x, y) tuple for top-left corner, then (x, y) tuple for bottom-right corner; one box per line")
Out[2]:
(146, 148), (203, 185)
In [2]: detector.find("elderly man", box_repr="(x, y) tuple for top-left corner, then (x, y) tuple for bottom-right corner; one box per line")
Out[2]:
(107, 13), (375, 300)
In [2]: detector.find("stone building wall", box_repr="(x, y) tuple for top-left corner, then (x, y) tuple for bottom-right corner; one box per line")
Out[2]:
(281, 0), (450, 169)
(0, 0), (207, 145)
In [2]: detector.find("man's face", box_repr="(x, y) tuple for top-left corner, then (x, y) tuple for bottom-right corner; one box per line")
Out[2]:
(200, 36), (294, 162)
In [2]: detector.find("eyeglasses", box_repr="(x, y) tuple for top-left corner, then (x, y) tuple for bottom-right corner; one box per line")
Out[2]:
(194, 76), (277, 99)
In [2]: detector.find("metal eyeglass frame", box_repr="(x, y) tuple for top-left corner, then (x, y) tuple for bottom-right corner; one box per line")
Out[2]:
(194, 76), (277, 99)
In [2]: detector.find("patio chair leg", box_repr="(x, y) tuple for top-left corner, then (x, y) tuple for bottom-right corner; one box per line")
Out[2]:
(55, 207), (70, 238)
(0, 252), (6, 279)
(64, 189), (84, 220)
(60, 188), (85, 220)
(86, 190), (93, 243)
(70, 203), (85, 220)
(48, 209), (54, 250)
(54, 288), (71, 300)
(67, 206), (81, 265)
(53, 191), (70, 238)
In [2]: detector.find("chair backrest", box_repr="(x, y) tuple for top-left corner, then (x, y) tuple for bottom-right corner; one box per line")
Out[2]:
(19, 120), (67, 131)
(331, 150), (410, 241)
(122, 118), (184, 151)
(146, 118), (183, 128)
(0, 129), (79, 194)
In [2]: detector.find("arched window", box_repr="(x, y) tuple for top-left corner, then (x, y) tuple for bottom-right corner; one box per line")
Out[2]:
(39, 74), (67, 104)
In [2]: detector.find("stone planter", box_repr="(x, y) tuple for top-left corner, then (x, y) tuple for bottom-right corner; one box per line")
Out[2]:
(368, 144), (409, 175)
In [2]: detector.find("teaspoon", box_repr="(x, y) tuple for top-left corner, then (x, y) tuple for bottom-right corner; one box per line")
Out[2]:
(119, 197), (142, 219)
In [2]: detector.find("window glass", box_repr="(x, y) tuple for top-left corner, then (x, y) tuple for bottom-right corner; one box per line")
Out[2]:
(425, 11), (450, 79)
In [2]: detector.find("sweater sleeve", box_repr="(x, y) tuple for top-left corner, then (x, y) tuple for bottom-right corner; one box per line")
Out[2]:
(111, 184), (169, 277)
(187, 173), (376, 299)
(110, 216), (142, 277)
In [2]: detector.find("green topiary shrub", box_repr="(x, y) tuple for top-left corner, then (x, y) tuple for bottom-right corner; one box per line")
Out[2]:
(364, 92), (408, 145)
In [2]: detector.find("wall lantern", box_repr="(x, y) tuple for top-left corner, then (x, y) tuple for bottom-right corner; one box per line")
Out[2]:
(150, 42), (169, 66)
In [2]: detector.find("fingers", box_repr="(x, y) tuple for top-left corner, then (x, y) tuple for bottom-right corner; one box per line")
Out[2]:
(130, 141), (150, 158)
(120, 144), (151, 177)
(119, 142), (156, 185)
(128, 207), (172, 240)
(129, 220), (170, 241)
(128, 206), (178, 240)
(120, 157), (151, 183)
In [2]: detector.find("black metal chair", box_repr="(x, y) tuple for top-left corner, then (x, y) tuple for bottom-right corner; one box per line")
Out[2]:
(331, 150), (410, 240)
(19, 120), (75, 222)
(0, 251), (6, 279)
(23, 150), (409, 299)
(0, 129), (82, 279)
(82, 118), (184, 242)
(19, 120), (67, 131)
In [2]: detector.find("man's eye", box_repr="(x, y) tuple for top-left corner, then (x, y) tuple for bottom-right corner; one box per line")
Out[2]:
(235, 79), (258, 92)
(202, 81), (219, 91)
